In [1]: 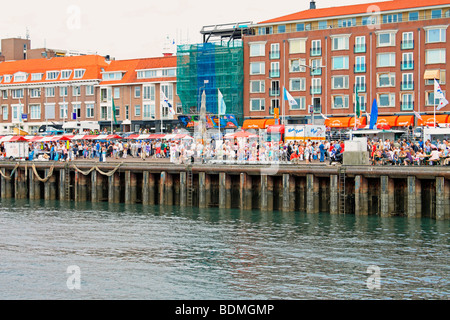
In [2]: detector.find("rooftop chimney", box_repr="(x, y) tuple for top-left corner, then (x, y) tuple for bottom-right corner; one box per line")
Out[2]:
(310, 0), (316, 9)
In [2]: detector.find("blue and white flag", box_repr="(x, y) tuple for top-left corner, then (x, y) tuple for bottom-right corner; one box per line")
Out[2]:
(218, 89), (226, 115)
(161, 90), (175, 115)
(435, 79), (449, 110)
(413, 110), (422, 121)
(283, 87), (297, 107)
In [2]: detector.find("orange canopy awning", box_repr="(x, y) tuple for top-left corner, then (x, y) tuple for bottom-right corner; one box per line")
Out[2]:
(417, 114), (449, 126)
(264, 118), (276, 127)
(376, 116), (398, 127)
(324, 117), (352, 128)
(396, 115), (414, 127)
(242, 119), (267, 129)
(349, 117), (367, 127)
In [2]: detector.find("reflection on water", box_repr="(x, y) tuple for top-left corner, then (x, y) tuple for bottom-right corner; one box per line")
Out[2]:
(0, 199), (448, 300)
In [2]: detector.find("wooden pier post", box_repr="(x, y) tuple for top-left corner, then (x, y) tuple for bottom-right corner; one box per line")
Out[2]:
(306, 174), (319, 214)
(240, 173), (252, 210)
(407, 176), (421, 218)
(197, 172), (204, 208)
(330, 175), (338, 215)
(108, 171), (120, 203)
(1, 169), (13, 199)
(219, 172), (231, 209)
(124, 171), (137, 204)
(436, 177), (446, 221)
(44, 169), (57, 201)
(14, 168), (27, 200)
(355, 175), (369, 216)
(59, 169), (66, 201)
(282, 174), (295, 212)
(380, 176), (394, 217)
(160, 171), (166, 205)
(260, 174), (273, 211)
(165, 173), (173, 206)
(91, 171), (98, 202)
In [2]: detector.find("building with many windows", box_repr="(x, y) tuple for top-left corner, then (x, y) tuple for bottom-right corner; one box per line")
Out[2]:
(243, 0), (450, 129)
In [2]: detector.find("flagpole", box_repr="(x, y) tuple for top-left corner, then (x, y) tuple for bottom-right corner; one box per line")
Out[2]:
(434, 78), (437, 127)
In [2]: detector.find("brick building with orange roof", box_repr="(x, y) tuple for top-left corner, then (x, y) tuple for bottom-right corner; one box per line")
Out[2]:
(243, 0), (450, 130)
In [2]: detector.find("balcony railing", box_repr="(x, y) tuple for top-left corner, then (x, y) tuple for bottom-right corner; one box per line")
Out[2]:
(269, 51), (280, 59)
(401, 61), (414, 70)
(269, 70), (280, 78)
(310, 68), (322, 76)
(269, 89), (280, 97)
(354, 44), (367, 53)
(310, 86), (322, 95)
(313, 104), (322, 114)
(354, 64), (366, 73)
(401, 40), (414, 50)
(310, 48), (322, 57)
(354, 84), (367, 93)
(401, 101), (414, 111)
(401, 81), (414, 91)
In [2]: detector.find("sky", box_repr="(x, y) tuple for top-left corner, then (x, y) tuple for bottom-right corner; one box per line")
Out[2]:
(0, 0), (386, 60)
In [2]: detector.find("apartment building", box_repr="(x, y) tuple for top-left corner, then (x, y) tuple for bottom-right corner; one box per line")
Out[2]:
(0, 54), (180, 134)
(243, 0), (450, 128)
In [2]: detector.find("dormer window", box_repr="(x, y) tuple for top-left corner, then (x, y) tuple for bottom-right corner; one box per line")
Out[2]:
(46, 71), (60, 80)
(74, 69), (85, 79)
(4, 75), (12, 83)
(61, 70), (72, 80)
(102, 72), (124, 81)
(31, 73), (43, 81)
(14, 72), (28, 82)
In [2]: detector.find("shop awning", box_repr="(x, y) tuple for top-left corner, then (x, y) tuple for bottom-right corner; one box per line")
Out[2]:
(242, 119), (271, 129)
(418, 114), (449, 126)
(376, 116), (398, 127)
(424, 70), (440, 80)
(267, 125), (285, 134)
(324, 117), (352, 128)
(349, 117), (367, 127)
(396, 115), (414, 127)
(264, 119), (276, 127)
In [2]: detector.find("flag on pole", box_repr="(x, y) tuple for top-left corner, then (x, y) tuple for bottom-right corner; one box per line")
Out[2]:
(434, 80), (449, 111)
(355, 87), (361, 119)
(283, 87), (297, 107)
(320, 113), (328, 120)
(161, 90), (175, 116)
(369, 99), (378, 130)
(218, 89), (226, 115)
(413, 110), (422, 121)
(112, 98), (117, 124)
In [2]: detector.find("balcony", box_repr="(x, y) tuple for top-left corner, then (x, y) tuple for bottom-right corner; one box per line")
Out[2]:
(401, 81), (414, 91)
(269, 69), (280, 78)
(401, 101), (414, 111)
(354, 84), (367, 93)
(401, 40), (414, 50)
(354, 64), (366, 73)
(401, 61), (414, 70)
(269, 51), (280, 60)
(269, 88), (280, 97)
(310, 86), (322, 95)
(354, 44), (367, 53)
(310, 47), (322, 57)
(310, 68), (322, 76)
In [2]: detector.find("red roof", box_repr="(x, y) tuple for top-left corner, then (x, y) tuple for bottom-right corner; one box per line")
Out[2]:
(259, 0), (450, 24)
(0, 55), (109, 84)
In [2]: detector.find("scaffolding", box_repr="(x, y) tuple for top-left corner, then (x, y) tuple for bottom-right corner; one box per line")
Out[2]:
(176, 41), (244, 125)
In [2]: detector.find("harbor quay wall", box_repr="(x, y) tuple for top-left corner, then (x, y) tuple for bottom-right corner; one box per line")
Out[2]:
(0, 161), (449, 220)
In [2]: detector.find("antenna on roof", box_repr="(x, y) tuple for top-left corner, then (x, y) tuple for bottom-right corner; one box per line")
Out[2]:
(310, 0), (316, 10)
(26, 27), (30, 40)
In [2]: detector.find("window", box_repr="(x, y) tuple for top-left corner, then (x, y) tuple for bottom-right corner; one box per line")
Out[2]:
(311, 78), (321, 94)
(250, 98), (265, 111)
(377, 93), (396, 107)
(338, 18), (356, 28)
(269, 99), (279, 115)
(431, 9), (442, 19)
(14, 73), (28, 82)
(162, 69), (176, 77)
(355, 56), (366, 73)
(86, 103), (94, 118)
(31, 73), (43, 81)
(137, 70), (158, 79)
(362, 16), (378, 26)
(73, 86), (81, 97)
(355, 76), (366, 92)
(135, 105), (141, 117)
(318, 21), (327, 30)
(250, 62), (265, 75)
(113, 87), (120, 99)
(310, 58), (322, 75)
(332, 75), (349, 90)
(86, 85), (94, 96)
(250, 80), (265, 93)
(426, 49), (446, 64)
(332, 56), (349, 70)
(61, 70), (72, 79)
(289, 38), (306, 54)
(143, 103), (155, 119)
(377, 53), (396, 67)
(292, 97), (306, 110)
(289, 59), (306, 72)
(311, 40), (321, 56)
(29, 104), (41, 120)
(402, 73), (414, 90)
(29, 88), (41, 98)
(296, 23), (305, 32)
(74, 69), (85, 79)
(270, 43), (280, 59)
(45, 87), (55, 97)
(401, 93), (414, 111)
(377, 32), (396, 47)
(269, 81), (280, 96)
(60, 86), (68, 97)
(160, 84), (173, 100)
(143, 85), (155, 100)
(270, 62), (280, 78)
(289, 78), (306, 91)
(2, 106), (8, 121)
(11, 104), (23, 121)
(382, 14), (402, 24)
(3, 75), (12, 83)
(354, 36), (366, 53)
(332, 35), (349, 51)
(332, 95), (349, 109)
(250, 42), (266, 57)
(425, 70), (446, 85)
(59, 103), (68, 119)
(134, 86), (141, 98)
(102, 72), (123, 81)
(258, 26), (273, 35)
(2, 90), (7, 99)
(277, 25), (286, 33)
(401, 52), (414, 70)
(100, 106), (108, 120)
(46, 71), (60, 80)
(426, 91), (446, 106)
(355, 94), (367, 112)
(408, 12), (419, 21)
(12, 89), (24, 99)
(425, 28), (446, 43)
(377, 73), (396, 87)
(72, 103), (82, 119)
